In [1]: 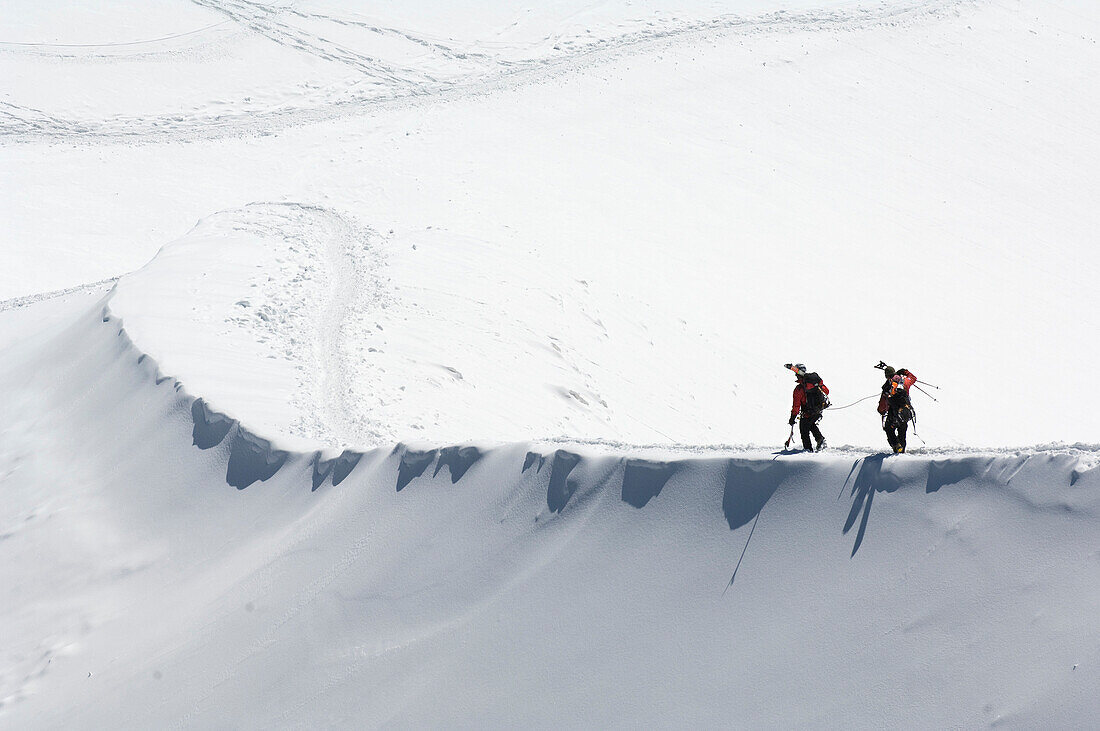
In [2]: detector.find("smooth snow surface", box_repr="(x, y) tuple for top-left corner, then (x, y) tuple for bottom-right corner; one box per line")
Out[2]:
(2, 0), (1099, 726)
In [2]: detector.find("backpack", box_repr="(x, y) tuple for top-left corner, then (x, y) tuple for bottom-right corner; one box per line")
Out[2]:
(886, 376), (914, 421)
(803, 373), (831, 412)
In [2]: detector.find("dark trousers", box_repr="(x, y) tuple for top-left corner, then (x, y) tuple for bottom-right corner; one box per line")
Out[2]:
(884, 411), (909, 453)
(799, 414), (824, 450)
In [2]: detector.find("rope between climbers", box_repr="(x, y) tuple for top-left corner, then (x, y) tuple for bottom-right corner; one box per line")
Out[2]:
(828, 393), (880, 411)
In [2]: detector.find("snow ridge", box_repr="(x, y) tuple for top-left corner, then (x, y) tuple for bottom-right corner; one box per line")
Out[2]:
(2, 238), (1099, 726)
(102, 261), (1100, 489)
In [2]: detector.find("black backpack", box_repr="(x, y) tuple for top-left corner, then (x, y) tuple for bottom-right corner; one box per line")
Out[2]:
(803, 373), (830, 412)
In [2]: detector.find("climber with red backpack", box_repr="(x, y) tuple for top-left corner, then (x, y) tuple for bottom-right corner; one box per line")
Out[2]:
(876, 364), (917, 453)
(785, 363), (830, 452)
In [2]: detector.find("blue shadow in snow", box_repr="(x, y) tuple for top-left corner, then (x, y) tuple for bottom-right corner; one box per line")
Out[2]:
(523, 451), (548, 474)
(396, 448), (438, 492)
(546, 450), (581, 513)
(621, 459), (677, 509)
(843, 454), (902, 556)
(225, 429), (288, 489)
(1072, 463), (1100, 487)
(433, 446), (482, 483)
(191, 398), (235, 449)
(926, 458), (986, 493)
(191, 398), (287, 489)
(312, 450), (362, 491)
(722, 461), (786, 589)
(723, 461), (785, 530)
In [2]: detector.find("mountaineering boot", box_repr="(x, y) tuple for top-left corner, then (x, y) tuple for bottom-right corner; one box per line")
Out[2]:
(815, 440), (827, 452)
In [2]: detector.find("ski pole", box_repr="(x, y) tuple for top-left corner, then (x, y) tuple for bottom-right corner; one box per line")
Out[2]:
(911, 416), (926, 446)
(915, 379), (940, 389)
(913, 384), (938, 402)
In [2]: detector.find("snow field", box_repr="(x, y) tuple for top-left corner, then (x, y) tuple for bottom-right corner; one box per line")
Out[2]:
(2, 0), (1100, 725)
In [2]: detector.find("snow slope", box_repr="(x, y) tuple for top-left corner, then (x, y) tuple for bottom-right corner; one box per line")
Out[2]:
(2, 0), (1100, 725)
(1, 294), (1098, 725)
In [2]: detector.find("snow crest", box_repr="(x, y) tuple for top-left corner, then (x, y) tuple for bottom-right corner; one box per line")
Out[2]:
(2, 292), (1099, 724)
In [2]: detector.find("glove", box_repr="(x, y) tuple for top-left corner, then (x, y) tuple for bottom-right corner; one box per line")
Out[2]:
(788, 415), (797, 426)
(897, 368), (910, 376)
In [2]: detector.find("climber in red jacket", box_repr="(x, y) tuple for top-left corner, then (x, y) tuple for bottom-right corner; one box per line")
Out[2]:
(786, 363), (830, 452)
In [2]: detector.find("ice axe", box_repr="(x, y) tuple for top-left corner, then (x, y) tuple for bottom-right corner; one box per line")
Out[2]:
(876, 361), (940, 399)
(784, 424), (795, 450)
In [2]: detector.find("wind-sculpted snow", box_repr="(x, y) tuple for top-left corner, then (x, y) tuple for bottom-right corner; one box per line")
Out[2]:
(2, 285), (1100, 725)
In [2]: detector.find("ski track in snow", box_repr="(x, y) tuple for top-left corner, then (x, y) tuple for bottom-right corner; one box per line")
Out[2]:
(185, 203), (389, 447)
(190, 0), (431, 85)
(308, 205), (391, 447)
(0, 0), (977, 144)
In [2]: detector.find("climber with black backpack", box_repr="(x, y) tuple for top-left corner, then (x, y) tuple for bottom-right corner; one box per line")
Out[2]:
(785, 363), (830, 452)
(876, 364), (917, 453)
